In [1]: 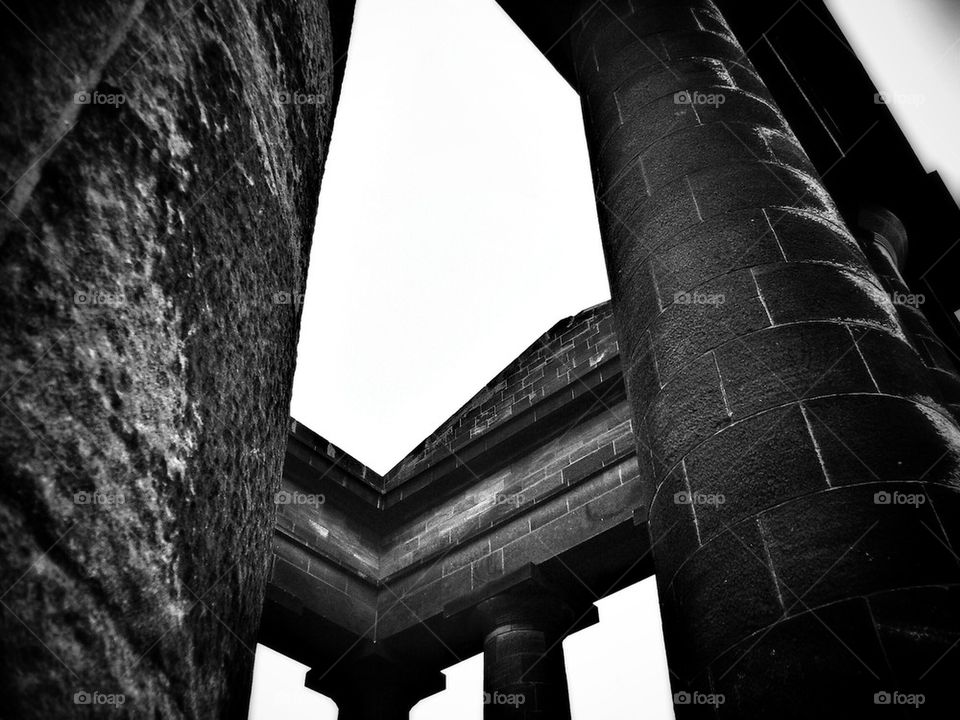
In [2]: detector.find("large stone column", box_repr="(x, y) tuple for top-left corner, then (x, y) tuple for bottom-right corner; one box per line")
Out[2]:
(0, 1), (350, 717)
(571, 0), (960, 715)
(477, 590), (573, 720)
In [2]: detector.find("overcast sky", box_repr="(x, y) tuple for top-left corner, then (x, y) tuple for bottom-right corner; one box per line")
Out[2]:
(253, 0), (960, 717)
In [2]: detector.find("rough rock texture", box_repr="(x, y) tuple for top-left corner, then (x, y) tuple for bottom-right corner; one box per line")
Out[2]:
(0, 1), (340, 717)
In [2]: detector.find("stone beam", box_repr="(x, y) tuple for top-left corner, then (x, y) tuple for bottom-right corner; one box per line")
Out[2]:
(260, 306), (650, 700)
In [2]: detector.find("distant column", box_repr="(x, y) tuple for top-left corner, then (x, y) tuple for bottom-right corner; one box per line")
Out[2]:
(856, 205), (960, 405)
(571, 0), (960, 716)
(477, 591), (573, 720)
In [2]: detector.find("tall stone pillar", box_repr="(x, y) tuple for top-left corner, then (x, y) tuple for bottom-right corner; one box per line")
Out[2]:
(477, 590), (573, 720)
(571, 0), (960, 715)
(0, 1), (352, 717)
(306, 655), (444, 720)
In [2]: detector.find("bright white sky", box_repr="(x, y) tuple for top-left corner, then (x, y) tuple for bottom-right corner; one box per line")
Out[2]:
(255, 0), (960, 717)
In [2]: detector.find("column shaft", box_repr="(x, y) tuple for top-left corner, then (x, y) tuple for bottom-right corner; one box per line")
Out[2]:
(478, 594), (573, 720)
(571, 0), (960, 716)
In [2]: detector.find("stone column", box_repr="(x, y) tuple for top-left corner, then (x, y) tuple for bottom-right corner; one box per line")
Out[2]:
(477, 591), (573, 720)
(0, 1), (350, 717)
(571, 0), (960, 716)
(856, 206), (960, 406)
(306, 655), (444, 720)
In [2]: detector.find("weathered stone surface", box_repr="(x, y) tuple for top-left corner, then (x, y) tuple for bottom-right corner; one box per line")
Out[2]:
(0, 1), (343, 717)
(567, 0), (960, 714)
(478, 590), (574, 720)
